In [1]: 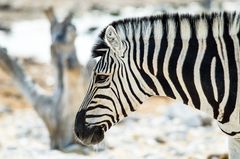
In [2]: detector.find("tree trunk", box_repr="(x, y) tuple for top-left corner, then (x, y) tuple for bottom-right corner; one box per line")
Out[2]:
(0, 8), (94, 152)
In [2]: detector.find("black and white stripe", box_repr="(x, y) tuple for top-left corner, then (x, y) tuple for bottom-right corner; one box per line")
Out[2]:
(78, 12), (240, 138)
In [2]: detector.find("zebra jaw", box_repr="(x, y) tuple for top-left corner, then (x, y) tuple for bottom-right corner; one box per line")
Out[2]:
(74, 110), (105, 145)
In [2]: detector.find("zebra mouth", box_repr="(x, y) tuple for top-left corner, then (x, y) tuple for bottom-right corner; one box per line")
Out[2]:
(75, 126), (104, 145)
(74, 110), (105, 145)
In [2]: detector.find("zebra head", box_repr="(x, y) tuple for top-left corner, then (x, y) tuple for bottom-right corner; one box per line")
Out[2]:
(74, 25), (150, 145)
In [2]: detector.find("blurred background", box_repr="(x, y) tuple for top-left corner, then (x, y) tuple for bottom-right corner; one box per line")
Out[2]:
(0, 0), (239, 159)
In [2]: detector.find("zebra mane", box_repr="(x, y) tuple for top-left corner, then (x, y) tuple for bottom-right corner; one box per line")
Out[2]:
(92, 12), (240, 58)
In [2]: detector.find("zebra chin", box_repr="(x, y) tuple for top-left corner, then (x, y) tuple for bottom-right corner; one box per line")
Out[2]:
(74, 110), (105, 145)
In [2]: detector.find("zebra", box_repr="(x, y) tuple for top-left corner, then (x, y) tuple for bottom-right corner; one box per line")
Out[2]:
(74, 12), (240, 158)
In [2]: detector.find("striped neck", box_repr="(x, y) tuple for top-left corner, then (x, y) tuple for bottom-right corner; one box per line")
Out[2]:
(92, 12), (240, 122)
(120, 12), (240, 122)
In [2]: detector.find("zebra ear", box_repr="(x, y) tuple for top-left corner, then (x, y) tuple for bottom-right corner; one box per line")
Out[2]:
(105, 26), (122, 55)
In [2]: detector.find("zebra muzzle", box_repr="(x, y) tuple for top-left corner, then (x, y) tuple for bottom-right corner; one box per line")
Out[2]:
(74, 110), (104, 145)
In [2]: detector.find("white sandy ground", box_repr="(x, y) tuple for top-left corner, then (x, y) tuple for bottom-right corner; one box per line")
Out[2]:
(0, 102), (228, 159)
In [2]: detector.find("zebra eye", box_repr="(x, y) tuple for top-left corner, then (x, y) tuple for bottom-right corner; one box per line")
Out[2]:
(95, 74), (109, 83)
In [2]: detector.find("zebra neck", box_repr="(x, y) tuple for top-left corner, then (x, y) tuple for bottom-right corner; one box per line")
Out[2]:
(150, 26), (239, 123)
(93, 12), (240, 122)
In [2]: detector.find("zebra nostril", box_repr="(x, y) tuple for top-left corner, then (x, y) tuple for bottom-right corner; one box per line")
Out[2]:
(101, 125), (107, 132)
